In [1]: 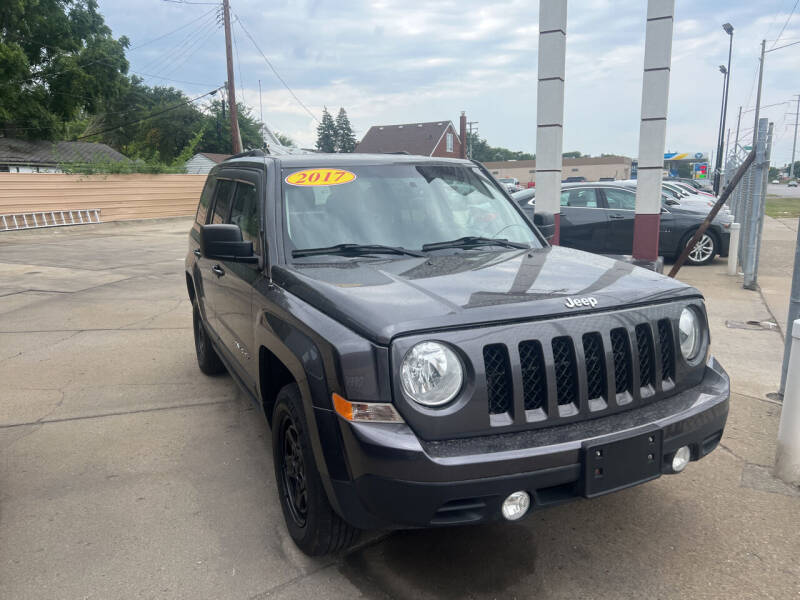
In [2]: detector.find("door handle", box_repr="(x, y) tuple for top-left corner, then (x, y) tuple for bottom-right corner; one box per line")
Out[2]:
(609, 214), (626, 219)
(211, 265), (225, 277)
(193, 249), (201, 257)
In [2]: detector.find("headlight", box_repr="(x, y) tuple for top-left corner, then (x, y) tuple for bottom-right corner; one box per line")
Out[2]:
(678, 307), (702, 361)
(400, 341), (463, 406)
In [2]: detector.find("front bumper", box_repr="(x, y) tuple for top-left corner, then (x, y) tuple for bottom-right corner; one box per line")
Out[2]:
(325, 357), (729, 529)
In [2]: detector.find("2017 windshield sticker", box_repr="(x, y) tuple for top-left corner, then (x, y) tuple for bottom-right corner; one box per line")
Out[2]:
(285, 168), (356, 186)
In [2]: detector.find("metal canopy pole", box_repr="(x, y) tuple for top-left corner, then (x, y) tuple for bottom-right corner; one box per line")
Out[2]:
(534, 0), (567, 245)
(632, 0), (675, 261)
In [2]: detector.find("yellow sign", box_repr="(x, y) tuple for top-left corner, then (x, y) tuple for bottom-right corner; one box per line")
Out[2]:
(285, 168), (356, 187)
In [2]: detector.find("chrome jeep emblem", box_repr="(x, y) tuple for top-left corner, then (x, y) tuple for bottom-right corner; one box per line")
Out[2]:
(564, 296), (598, 309)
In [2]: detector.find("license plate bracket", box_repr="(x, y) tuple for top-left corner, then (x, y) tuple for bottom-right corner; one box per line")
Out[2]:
(583, 428), (662, 498)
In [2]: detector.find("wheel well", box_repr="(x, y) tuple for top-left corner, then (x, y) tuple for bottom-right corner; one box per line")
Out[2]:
(186, 272), (196, 303)
(259, 346), (296, 423)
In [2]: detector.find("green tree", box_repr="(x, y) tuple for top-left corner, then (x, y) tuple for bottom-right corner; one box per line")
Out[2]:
(315, 107), (337, 153)
(466, 132), (534, 162)
(81, 77), (207, 163)
(562, 151), (582, 158)
(199, 99), (264, 155)
(769, 166), (780, 181)
(275, 132), (295, 147)
(0, 0), (130, 140)
(334, 107), (356, 152)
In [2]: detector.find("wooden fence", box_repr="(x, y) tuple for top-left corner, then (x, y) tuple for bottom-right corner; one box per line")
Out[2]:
(0, 173), (206, 222)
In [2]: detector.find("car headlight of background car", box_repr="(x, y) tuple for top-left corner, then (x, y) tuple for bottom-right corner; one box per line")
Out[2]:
(678, 307), (704, 361)
(400, 341), (464, 406)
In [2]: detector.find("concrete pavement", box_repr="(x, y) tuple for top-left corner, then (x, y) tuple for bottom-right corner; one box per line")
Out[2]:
(1, 218), (798, 599)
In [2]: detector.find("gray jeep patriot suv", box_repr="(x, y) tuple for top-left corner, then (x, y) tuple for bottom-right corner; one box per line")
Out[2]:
(186, 151), (729, 556)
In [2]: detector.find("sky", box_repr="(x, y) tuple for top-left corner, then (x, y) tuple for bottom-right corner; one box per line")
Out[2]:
(98, 0), (800, 166)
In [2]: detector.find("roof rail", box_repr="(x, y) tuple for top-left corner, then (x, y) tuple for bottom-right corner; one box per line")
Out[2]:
(384, 151), (410, 155)
(226, 149), (266, 160)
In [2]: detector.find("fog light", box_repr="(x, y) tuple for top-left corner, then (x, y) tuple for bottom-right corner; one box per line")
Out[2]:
(501, 491), (530, 521)
(672, 446), (691, 472)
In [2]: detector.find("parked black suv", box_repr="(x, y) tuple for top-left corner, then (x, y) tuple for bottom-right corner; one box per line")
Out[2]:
(186, 152), (729, 556)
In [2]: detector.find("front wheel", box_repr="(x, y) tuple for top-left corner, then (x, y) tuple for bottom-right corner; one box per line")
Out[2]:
(272, 383), (359, 556)
(682, 231), (717, 266)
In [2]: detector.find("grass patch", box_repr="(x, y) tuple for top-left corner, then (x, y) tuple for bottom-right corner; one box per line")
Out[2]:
(765, 195), (800, 219)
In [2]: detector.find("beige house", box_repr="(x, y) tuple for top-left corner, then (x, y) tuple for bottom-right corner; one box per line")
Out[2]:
(483, 155), (633, 186)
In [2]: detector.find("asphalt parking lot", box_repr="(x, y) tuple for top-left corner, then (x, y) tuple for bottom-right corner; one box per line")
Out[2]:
(1, 218), (798, 599)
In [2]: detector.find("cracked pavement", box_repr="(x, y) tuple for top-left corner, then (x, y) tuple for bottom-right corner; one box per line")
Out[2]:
(1, 217), (798, 599)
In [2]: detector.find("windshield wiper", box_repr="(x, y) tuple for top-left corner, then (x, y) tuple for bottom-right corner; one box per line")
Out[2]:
(292, 243), (425, 258)
(422, 236), (530, 252)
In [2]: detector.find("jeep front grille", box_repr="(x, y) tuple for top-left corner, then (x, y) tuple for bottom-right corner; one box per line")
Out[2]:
(483, 344), (512, 415)
(519, 340), (547, 411)
(658, 318), (675, 382)
(483, 319), (677, 423)
(582, 332), (607, 401)
(610, 328), (632, 395)
(636, 323), (655, 392)
(552, 336), (578, 406)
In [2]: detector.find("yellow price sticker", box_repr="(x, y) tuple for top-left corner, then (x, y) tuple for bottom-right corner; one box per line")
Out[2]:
(285, 168), (357, 187)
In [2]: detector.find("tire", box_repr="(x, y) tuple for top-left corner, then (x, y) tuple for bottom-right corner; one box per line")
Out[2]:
(682, 230), (717, 266)
(192, 298), (226, 375)
(272, 383), (359, 556)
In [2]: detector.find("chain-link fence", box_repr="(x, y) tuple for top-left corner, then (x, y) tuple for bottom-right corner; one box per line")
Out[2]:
(722, 117), (772, 289)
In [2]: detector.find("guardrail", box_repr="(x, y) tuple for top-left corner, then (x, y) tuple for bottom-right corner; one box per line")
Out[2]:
(0, 209), (101, 231)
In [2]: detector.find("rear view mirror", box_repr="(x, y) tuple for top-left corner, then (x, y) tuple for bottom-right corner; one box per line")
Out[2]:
(200, 224), (258, 263)
(533, 212), (556, 244)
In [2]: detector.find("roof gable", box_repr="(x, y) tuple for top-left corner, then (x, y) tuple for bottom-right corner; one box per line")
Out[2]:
(356, 121), (458, 156)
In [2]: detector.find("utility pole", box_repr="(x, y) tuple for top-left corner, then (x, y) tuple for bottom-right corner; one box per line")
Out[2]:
(258, 79), (265, 147)
(791, 95), (799, 179)
(751, 40), (766, 151)
(222, 0), (243, 154)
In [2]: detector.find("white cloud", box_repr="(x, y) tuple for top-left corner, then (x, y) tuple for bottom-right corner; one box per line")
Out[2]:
(100, 0), (800, 163)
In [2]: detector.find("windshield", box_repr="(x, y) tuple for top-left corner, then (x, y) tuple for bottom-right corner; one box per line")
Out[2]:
(281, 164), (542, 259)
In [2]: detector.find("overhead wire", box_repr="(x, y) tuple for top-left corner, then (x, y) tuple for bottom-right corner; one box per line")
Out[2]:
(770, 0), (800, 49)
(234, 14), (319, 123)
(74, 86), (223, 140)
(137, 8), (220, 75)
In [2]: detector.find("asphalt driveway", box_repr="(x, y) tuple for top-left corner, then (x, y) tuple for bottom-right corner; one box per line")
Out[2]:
(1, 218), (797, 599)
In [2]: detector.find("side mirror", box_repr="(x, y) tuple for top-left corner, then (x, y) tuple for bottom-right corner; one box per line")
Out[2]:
(532, 212), (556, 244)
(199, 224), (258, 263)
(666, 199), (680, 206)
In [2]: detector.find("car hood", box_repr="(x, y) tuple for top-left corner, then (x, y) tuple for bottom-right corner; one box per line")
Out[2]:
(273, 246), (699, 345)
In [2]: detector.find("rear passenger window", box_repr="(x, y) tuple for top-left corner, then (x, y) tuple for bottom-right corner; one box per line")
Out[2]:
(604, 188), (637, 210)
(195, 176), (216, 224)
(211, 179), (235, 224)
(229, 182), (261, 253)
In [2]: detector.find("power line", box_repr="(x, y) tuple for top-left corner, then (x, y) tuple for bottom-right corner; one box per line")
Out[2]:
(766, 38), (800, 52)
(128, 5), (219, 52)
(137, 9), (219, 75)
(231, 14), (246, 107)
(771, 0), (800, 49)
(74, 86), (222, 140)
(233, 15), (319, 123)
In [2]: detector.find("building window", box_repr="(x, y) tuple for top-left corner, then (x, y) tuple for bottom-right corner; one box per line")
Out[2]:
(446, 132), (454, 153)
